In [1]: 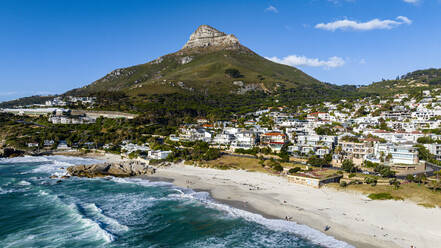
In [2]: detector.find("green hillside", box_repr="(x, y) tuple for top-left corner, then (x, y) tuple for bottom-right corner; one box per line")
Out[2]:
(358, 68), (441, 95)
(68, 48), (329, 97)
(2, 25), (367, 113)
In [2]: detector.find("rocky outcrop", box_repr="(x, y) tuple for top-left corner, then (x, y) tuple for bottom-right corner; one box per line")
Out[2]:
(180, 56), (193, 64)
(182, 25), (241, 50)
(66, 161), (156, 178)
(0, 148), (25, 158)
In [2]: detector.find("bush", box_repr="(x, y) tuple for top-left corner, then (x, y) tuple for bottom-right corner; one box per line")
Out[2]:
(288, 167), (301, 174)
(368, 193), (403, 201)
(235, 148), (258, 156)
(405, 174), (414, 182)
(307, 156), (328, 167)
(342, 159), (356, 173)
(348, 173), (356, 178)
(374, 164), (396, 178)
(225, 68), (242, 78)
(128, 152), (138, 159)
(273, 164), (284, 172)
(368, 193), (394, 200)
(340, 181), (347, 187)
(364, 177), (377, 185)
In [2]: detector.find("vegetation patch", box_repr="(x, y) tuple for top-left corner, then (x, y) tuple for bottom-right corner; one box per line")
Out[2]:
(368, 193), (403, 201)
(418, 203), (436, 208)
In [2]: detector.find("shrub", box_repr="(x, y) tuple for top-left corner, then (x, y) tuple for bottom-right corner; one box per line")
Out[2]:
(368, 193), (393, 200)
(364, 177), (377, 185)
(289, 167), (301, 174)
(307, 156), (329, 167)
(225, 68), (242, 78)
(273, 164), (284, 172)
(406, 174), (414, 182)
(368, 193), (403, 201)
(340, 181), (347, 187)
(342, 159), (356, 173)
(348, 173), (356, 178)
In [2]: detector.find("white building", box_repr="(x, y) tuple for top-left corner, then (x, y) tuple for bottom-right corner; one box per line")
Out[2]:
(148, 150), (172, 160)
(424, 143), (441, 160)
(374, 143), (419, 165)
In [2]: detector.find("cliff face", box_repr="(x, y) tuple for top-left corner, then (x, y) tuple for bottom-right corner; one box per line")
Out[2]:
(182, 25), (242, 50)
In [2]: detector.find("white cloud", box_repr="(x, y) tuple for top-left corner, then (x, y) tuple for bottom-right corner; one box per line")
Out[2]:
(315, 16), (412, 31)
(397, 16), (412, 24)
(266, 55), (345, 69)
(328, 0), (355, 4)
(403, 0), (419, 3)
(265, 5), (278, 13)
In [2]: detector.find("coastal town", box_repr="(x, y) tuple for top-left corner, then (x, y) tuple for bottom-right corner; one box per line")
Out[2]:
(3, 1), (441, 247)
(2, 90), (441, 192)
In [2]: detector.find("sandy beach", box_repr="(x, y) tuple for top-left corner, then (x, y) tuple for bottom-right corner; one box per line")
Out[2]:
(87, 153), (441, 248)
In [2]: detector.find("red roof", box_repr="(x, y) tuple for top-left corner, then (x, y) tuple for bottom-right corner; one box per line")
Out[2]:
(264, 132), (286, 136)
(308, 112), (327, 116)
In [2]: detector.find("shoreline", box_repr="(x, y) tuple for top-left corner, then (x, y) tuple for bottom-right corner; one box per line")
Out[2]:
(24, 152), (441, 248)
(144, 163), (441, 248)
(146, 168), (381, 248)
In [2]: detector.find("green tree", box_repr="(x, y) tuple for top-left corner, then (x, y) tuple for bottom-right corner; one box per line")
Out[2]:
(342, 159), (356, 173)
(288, 167), (301, 174)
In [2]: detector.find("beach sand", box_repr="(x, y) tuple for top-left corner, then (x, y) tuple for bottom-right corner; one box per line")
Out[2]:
(86, 153), (441, 248)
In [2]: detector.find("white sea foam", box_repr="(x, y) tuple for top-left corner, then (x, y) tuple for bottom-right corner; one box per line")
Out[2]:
(17, 180), (31, 186)
(0, 156), (51, 163)
(171, 188), (354, 248)
(0, 187), (27, 195)
(38, 190), (49, 196)
(34, 187), (116, 244)
(111, 177), (172, 187)
(0, 187), (10, 195)
(67, 203), (115, 243)
(24, 155), (102, 175)
(109, 177), (353, 247)
(82, 203), (129, 233)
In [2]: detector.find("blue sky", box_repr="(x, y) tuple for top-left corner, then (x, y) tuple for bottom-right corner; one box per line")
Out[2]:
(1, 0), (441, 102)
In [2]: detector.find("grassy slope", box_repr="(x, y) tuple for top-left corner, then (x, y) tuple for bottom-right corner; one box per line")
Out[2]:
(69, 48), (328, 96)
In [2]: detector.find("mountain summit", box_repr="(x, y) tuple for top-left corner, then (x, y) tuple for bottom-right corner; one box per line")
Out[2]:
(67, 24), (351, 98)
(182, 25), (241, 50)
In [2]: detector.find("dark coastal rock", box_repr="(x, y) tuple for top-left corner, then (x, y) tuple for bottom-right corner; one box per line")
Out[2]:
(66, 162), (156, 178)
(0, 148), (25, 158)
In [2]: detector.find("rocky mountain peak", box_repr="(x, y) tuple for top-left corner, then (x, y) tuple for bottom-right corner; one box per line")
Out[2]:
(182, 25), (241, 50)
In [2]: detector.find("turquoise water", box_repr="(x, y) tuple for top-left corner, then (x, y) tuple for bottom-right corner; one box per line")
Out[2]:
(0, 156), (352, 248)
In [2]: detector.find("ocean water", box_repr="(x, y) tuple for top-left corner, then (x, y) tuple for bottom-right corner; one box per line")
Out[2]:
(0, 156), (353, 248)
